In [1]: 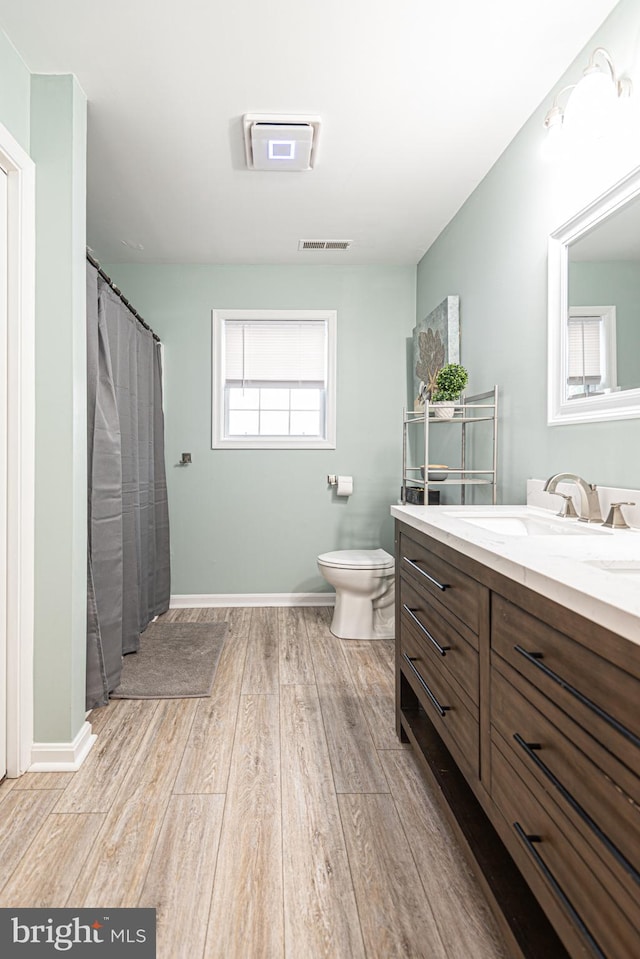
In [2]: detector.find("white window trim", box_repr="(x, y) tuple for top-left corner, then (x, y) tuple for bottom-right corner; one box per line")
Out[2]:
(212, 308), (337, 449)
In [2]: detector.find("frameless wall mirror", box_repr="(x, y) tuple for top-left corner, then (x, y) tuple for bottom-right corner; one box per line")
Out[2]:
(548, 163), (640, 424)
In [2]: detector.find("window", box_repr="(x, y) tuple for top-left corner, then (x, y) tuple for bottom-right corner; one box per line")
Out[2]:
(212, 309), (336, 448)
(565, 306), (617, 401)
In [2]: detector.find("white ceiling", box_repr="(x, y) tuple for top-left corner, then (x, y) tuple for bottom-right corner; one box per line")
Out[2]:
(0, 0), (621, 265)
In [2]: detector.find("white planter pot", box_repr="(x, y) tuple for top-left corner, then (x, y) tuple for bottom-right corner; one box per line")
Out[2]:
(431, 401), (456, 419)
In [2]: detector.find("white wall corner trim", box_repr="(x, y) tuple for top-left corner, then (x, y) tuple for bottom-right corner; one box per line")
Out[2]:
(0, 119), (36, 778)
(29, 721), (96, 772)
(170, 592), (335, 608)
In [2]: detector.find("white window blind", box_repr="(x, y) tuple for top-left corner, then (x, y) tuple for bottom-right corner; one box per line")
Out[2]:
(567, 315), (602, 384)
(212, 309), (337, 449)
(224, 320), (326, 387)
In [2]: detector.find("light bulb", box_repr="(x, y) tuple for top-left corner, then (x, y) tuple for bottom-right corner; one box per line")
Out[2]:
(563, 69), (617, 142)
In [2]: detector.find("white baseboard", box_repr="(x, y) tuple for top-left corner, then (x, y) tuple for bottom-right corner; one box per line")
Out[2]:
(29, 720), (96, 772)
(170, 592), (335, 608)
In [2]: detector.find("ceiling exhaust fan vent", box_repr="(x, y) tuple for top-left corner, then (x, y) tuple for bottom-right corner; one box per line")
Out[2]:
(243, 114), (321, 171)
(298, 239), (352, 251)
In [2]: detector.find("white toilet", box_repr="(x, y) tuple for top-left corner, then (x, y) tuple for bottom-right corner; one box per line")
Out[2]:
(317, 548), (395, 639)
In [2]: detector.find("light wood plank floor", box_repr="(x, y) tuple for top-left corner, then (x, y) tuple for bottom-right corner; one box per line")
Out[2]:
(0, 607), (510, 959)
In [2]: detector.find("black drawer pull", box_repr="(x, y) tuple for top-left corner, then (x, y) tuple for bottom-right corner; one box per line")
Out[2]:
(514, 645), (640, 750)
(402, 605), (450, 655)
(402, 653), (450, 718)
(513, 822), (606, 959)
(403, 556), (449, 591)
(514, 734), (640, 886)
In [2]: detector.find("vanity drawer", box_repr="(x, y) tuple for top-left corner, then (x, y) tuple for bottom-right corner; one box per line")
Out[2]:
(401, 627), (479, 780)
(400, 578), (479, 706)
(491, 662), (640, 886)
(491, 737), (640, 959)
(399, 530), (484, 638)
(491, 594), (640, 769)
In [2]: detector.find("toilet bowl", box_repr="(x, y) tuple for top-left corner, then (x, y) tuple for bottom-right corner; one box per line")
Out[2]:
(317, 548), (395, 639)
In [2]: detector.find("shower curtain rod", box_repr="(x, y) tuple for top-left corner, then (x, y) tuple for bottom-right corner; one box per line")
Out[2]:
(86, 250), (161, 343)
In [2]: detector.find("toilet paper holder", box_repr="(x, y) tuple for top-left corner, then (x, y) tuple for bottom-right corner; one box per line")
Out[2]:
(327, 474), (353, 496)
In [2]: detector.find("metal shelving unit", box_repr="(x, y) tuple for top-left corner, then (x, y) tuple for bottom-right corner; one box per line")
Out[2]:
(401, 386), (498, 505)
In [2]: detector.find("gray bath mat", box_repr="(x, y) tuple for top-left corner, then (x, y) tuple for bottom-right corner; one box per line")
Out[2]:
(111, 621), (227, 699)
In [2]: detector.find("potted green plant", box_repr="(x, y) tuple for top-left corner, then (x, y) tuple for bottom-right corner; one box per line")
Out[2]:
(431, 363), (468, 418)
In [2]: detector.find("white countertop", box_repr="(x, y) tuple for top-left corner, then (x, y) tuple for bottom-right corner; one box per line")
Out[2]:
(391, 504), (640, 647)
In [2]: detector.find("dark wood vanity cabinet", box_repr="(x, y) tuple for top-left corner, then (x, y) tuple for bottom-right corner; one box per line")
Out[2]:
(397, 528), (485, 785)
(395, 520), (640, 959)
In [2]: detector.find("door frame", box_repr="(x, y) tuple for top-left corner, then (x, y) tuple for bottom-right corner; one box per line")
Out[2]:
(0, 120), (35, 778)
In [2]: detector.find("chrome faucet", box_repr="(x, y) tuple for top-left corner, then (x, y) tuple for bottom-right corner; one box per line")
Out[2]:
(543, 473), (603, 524)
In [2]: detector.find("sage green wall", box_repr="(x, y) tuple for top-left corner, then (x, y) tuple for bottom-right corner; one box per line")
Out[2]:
(31, 75), (87, 742)
(0, 27), (30, 150)
(105, 264), (415, 595)
(570, 261), (640, 391)
(416, 0), (640, 503)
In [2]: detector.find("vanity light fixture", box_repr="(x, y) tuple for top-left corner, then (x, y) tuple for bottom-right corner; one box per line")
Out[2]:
(543, 47), (632, 145)
(542, 84), (576, 158)
(543, 84), (576, 134)
(579, 47), (632, 100)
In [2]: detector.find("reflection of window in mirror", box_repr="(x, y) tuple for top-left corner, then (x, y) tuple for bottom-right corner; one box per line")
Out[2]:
(565, 306), (617, 400)
(568, 234), (640, 394)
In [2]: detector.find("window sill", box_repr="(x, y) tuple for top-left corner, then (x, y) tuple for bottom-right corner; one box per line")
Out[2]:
(212, 438), (336, 450)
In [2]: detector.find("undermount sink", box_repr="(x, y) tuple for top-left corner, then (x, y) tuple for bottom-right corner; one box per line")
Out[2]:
(448, 513), (611, 537)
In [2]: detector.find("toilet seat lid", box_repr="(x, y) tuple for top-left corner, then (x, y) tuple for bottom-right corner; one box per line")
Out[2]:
(318, 548), (395, 570)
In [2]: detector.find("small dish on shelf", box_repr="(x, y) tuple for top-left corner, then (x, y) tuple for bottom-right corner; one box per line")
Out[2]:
(421, 465), (448, 482)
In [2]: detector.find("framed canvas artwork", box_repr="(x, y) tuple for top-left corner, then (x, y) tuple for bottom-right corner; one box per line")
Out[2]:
(412, 296), (460, 408)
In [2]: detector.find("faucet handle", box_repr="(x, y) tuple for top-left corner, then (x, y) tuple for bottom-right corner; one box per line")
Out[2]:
(602, 502), (636, 529)
(556, 493), (579, 518)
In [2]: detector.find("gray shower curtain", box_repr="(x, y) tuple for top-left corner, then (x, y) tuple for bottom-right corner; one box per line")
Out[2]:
(86, 263), (170, 708)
